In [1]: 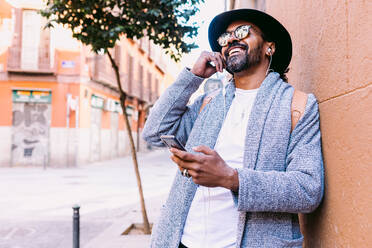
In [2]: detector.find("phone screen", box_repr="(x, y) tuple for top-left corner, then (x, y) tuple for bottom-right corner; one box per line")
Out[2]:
(160, 135), (186, 151)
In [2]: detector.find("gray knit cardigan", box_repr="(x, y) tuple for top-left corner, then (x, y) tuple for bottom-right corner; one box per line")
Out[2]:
(142, 68), (324, 248)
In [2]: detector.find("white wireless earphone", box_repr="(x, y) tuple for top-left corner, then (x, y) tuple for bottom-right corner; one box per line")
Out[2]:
(267, 47), (272, 55)
(266, 47), (273, 75)
(222, 84), (226, 118)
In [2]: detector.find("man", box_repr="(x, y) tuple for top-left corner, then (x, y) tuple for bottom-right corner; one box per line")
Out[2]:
(142, 9), (324, 248)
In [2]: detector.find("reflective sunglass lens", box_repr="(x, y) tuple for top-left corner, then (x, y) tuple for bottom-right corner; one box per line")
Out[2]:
(217, 32), (230, 47)
(217, 25), (251, 47)
(235, 25), (250, 39)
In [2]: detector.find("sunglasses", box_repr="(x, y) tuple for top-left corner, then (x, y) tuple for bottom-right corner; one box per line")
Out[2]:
(217, 25), (252, 47)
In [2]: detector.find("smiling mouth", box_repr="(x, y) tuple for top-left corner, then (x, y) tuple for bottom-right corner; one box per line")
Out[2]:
(229, 47), (245, 56)
(226, 45), (247, 58)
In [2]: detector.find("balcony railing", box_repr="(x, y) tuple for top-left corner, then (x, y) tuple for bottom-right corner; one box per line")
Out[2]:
(143, 87), (151, 103)
(92, 55), (118, 89)
(91, 55), (152, 103)
(7, 46), (54, 73)
(131, 79), (141, 99)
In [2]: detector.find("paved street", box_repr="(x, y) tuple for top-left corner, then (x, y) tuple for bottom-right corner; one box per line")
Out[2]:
(0, 148), (176, 248)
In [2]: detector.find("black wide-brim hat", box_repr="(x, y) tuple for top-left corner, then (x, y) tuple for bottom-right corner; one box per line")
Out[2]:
(208, 9), (292, 74)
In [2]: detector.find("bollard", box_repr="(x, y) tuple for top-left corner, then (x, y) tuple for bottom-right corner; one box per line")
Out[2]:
(72, 204), (80, 248)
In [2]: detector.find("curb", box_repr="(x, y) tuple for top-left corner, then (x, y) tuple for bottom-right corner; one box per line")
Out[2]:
(83, 194), (167, 248)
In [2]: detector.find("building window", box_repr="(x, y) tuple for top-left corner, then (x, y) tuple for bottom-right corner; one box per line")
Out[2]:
(155, 78), (159, 99)
(21, 10), (42, 70)
(128, 55), (134, 94)
(256, 0), (266, 11)
(147, 71), (152, 101)
(139, 64), (144, 99)
(114, 45), (121, 69)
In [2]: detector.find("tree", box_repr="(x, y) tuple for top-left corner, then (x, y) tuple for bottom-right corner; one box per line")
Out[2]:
(40, 0), (204, 234)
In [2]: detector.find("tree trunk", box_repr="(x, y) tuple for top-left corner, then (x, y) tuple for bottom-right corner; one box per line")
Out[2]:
(107, 50), (151, 234)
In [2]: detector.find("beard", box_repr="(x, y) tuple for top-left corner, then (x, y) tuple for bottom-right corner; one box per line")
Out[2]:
(225, 42), (263, 74)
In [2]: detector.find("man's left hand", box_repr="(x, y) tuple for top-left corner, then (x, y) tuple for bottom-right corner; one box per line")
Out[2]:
(170, 146), (239, 191)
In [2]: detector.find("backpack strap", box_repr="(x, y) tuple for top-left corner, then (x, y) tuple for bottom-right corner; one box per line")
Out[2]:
(291, 89), (308, 132)
(199, 89), (221, 113)
(199, 88), (308, 133)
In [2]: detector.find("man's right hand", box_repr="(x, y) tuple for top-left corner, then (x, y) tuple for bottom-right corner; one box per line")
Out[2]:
(191, 51), (225, 78)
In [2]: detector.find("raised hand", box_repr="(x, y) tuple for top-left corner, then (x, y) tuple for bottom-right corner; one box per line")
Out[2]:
(190, 51), (226, 78)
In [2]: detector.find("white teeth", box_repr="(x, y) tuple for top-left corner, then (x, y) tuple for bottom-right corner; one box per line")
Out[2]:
(229, 48), (243, 56)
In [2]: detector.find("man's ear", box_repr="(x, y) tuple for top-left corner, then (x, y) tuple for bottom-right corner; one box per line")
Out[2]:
(265, 42), (276, 56)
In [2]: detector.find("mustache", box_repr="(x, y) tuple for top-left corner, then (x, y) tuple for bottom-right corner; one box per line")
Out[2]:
(224, 41), (249, 57)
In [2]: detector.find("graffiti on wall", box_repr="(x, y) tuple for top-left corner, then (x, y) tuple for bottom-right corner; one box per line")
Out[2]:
(11, 103), (50, 166)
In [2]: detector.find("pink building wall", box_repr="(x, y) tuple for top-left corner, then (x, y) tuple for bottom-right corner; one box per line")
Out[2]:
(264, 0), (372, 246)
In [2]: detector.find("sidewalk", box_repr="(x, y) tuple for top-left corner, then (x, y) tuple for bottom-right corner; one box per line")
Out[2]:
(84, 194), (166, 248)
(0, 148), (176, 248)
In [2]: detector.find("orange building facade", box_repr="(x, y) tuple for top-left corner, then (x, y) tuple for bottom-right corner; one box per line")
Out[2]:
(0, 0), (179, 167)
(230, 0), (371, 246)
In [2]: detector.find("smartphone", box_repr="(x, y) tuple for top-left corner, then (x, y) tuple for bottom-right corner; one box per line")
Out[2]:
(160, 135), (186, 151)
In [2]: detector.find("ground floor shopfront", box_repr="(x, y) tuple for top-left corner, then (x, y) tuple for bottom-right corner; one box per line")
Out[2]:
(0, 79), (148, 168)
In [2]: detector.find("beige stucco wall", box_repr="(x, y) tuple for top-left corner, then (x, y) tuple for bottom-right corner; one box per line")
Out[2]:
(262, 0), (372, 246)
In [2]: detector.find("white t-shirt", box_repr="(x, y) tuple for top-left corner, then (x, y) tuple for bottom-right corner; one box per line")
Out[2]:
(181, 87), (258, 248)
